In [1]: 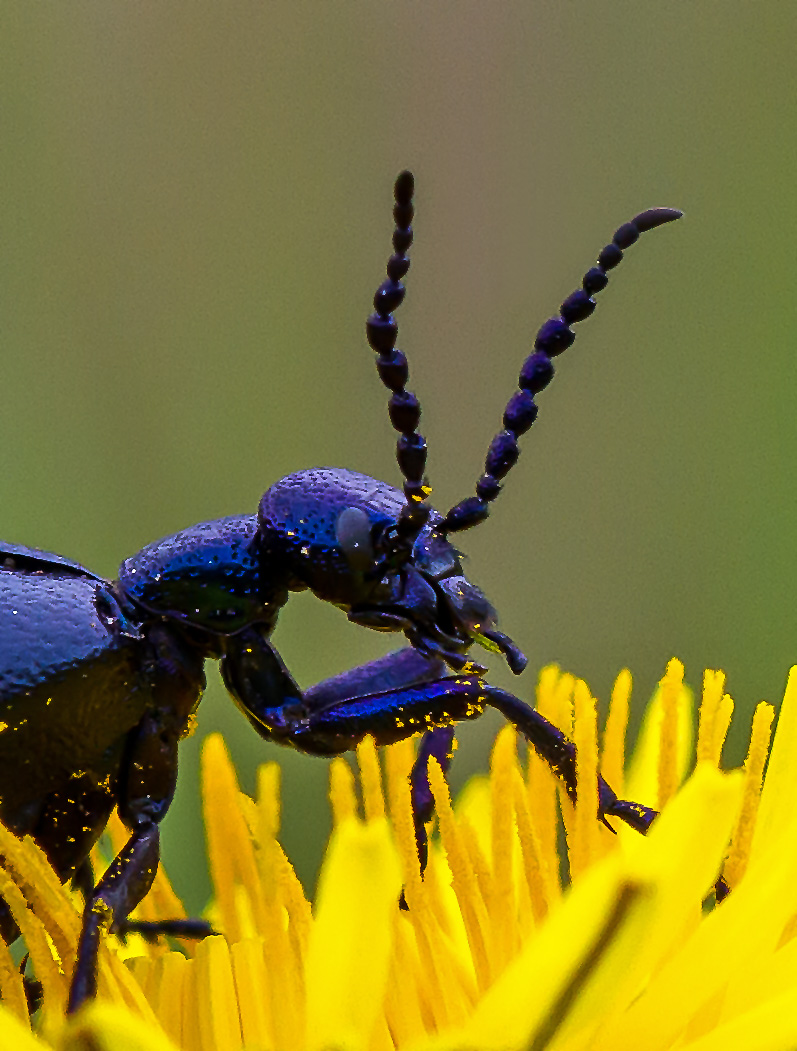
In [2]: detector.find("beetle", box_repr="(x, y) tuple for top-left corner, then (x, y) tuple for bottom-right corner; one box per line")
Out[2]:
(0, 170), (680, 1013)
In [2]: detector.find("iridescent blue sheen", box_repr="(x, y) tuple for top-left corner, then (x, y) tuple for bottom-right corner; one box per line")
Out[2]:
(0, 171), (680, 1013)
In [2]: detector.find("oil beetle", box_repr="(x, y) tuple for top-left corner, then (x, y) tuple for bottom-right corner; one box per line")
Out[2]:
(0, 171), (680, 1013)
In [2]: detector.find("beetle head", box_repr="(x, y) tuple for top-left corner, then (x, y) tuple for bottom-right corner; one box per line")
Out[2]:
(258, 467), (525, 674)
(257, 174), (680, 677)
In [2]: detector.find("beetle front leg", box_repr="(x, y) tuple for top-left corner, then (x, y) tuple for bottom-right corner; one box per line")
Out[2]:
(293, 677), (657, 835)
(304, 647), (446, 710)
(404, 712), (651, 883)
(220, 627), (446, 743)
(222, 630), (453, 871)
(482, 685), (659, 832)
(221, 632), (656, 856)
(115, 917), (214, 943)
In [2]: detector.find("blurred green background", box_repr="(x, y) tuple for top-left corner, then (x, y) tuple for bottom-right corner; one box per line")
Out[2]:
(2, 3), (796, 911)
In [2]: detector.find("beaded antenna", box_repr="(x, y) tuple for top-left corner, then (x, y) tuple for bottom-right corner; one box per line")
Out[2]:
(364, 171), (682, 542)
(364, 170), (431, 565)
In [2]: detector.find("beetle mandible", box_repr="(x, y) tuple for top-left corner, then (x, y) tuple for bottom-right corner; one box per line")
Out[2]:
(0, 171), (680, 1012)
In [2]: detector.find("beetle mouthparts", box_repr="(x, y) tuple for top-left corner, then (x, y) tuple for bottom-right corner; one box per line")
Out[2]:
(474, 628), (528, 675)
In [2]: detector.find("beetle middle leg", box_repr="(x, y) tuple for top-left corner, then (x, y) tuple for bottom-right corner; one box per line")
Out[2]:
(407, 725), (455, 876)
(405, 712), (657, 890)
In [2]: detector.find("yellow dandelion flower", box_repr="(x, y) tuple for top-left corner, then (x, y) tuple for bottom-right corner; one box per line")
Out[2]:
(3, 659), (797, 1050)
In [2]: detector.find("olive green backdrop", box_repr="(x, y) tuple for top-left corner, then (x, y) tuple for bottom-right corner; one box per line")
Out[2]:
(2, 3), (795, 911)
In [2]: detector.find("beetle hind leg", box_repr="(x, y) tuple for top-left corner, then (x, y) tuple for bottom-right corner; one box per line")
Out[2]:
(116, 917), (214, 943)
(68, 696), (190, 1013)
(68, 821), (161, 1012)
(71, 857), (213, 946)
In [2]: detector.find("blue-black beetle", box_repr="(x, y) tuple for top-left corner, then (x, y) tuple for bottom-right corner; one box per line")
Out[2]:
(0, 171), (680, 1012)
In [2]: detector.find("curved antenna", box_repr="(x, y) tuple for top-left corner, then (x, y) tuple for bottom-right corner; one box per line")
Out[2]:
(365, 170), (432, 558)
(439, 206), (683, 534)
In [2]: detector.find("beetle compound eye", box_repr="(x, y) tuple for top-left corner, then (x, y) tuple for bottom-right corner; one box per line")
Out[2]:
(335, 507), (376, 573)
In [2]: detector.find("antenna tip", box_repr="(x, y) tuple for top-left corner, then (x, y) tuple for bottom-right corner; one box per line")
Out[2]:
(632, 207), (683, 232)
(395, 170), (415, 202)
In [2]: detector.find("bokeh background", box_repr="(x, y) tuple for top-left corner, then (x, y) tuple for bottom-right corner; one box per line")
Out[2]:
(2, 3), (796, 910)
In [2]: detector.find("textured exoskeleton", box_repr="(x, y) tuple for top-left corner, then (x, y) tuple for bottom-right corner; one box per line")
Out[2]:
(0, 171), (681, 1012)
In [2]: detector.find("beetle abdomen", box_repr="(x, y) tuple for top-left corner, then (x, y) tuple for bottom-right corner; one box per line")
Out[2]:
(0, 570), (145, 833)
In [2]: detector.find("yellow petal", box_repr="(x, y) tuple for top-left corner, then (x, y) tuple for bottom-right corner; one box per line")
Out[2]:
(747, 665), (797, 872)
(598, 769), (756, 1051)
(305, 816), (402, 1051)
(600, 668), (631, 796)
(406, 856), (638, 1051)
(0, 1003), (48, 1050)
(56, 1002), (179, 1051)
(194, 936), (243, 1051)
(624, 659), (693, 807)
(416, 764), (741, 1051)
(678, 985), (797, 1051)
